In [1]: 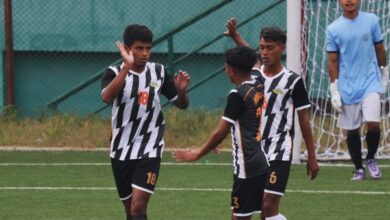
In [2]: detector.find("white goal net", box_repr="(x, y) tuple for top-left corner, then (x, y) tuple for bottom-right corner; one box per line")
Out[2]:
(301, 0), (390, 160)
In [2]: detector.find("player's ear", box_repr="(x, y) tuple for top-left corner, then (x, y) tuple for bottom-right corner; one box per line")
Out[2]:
(224, 63), (230, 74)
(278, 43), (285, 52)
(224, 63), (235, 80)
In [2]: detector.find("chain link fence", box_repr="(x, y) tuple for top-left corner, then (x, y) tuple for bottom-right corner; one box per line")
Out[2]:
(1, 0), (286, 117)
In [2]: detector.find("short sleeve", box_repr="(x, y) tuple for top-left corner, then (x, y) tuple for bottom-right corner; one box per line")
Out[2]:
(161, 69), (178, 102)
(326, 27), (338, 52)
(291, 78), (311, 111)
(250, 68), (262, 79)
(101, 68), (116, 92)
(372, 15), (383, 44)
(222, 91), (245, 124)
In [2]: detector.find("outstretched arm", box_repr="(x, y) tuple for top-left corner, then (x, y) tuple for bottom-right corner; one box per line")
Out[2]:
(297, 108), (319, 180)
(172, 120), (230, 161)
(101, 42), (133, 104)
(224, 17), (260, 68)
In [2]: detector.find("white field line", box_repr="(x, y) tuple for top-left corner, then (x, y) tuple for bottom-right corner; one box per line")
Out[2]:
(0, 163), (111, 166)
(0, 162), (230, 166)
(0, 146), (109, 151)
(0, 147), (232, 152)
(0, 186), (389, 195)
(0, 162), (389, 168)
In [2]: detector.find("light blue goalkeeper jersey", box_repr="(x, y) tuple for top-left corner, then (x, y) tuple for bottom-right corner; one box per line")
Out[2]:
(326, 11), (383, 104)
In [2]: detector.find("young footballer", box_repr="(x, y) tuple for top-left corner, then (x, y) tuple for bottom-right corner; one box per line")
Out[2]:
(101, 24), (190, 220)
(173, 46), (268, 220)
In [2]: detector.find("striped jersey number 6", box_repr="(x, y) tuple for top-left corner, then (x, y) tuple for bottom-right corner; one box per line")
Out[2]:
(138, 91), (149, 105)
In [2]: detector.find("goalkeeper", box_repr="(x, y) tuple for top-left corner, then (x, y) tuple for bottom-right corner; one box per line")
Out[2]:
(327, 0), (387, 180)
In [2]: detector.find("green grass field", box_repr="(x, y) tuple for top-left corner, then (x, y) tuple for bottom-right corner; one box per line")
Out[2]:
(0, 150), (389, 220)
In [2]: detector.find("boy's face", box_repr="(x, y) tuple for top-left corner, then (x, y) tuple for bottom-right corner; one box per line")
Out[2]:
(127, 41), (152, 67)
(259, 38), (284, 67)
(340, 0), (360, 13)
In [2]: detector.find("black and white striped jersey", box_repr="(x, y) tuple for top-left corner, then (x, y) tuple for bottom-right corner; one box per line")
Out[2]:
(251, 66), (310, 162)
(222, 79), (269, 179)
(101, 62), (178, 161)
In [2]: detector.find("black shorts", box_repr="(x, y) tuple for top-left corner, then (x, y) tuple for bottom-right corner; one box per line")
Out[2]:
(111, 157), (161, 201)
(264, 160), (291, 196)
(231, 173), (267, 217)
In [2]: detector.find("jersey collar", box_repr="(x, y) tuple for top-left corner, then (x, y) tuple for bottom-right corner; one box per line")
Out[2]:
(260, 65), (287, 79)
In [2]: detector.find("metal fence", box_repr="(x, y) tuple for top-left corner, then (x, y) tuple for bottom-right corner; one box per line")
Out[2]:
(1, 0), (286, 117)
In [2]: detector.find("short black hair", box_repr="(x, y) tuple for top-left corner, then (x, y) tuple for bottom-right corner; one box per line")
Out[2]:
(123, 24), (153, 47)
(260, 27), (286, 44)
(224, 47), (257, 75)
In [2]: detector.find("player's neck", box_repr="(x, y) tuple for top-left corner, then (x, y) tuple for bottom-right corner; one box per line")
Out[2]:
(130, 64), (146, 73)
(263, 63), (283, 77)
(343, 10), (359, 19)
(234, 75), (252, 86)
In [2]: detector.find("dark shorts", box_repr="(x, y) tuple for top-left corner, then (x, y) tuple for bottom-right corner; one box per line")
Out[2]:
(231, 173), (267, 217)
(111, 157), (161, 201)
(264, 160), (291, 196)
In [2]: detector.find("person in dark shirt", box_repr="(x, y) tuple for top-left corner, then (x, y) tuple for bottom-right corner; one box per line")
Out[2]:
(173, 46), (268, 220)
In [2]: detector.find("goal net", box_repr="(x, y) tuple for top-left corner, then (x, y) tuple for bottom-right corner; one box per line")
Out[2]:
(301, 0), (390, 160)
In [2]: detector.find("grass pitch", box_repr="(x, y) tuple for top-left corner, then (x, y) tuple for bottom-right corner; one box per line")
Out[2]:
(0, 150), (389, 220)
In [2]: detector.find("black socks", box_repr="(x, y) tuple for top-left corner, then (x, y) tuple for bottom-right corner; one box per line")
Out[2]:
(347, 130), (363, 169)
(366, 130), (380, 160)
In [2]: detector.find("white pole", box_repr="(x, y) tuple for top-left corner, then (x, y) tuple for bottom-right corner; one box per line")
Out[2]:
(287, 0), (303, 164)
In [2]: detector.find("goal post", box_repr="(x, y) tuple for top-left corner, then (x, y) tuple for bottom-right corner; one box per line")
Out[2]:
(287, 0), (304, 164)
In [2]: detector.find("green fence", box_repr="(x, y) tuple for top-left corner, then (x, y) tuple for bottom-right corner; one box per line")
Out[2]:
(1, 0), (286, 117)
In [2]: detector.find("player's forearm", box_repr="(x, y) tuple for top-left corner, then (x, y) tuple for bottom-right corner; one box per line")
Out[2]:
(198, 122), (230, 158)
(375, 43), (387, 67)
(101, 67), (130, 104)
(198, 132), (226, 158)
(230, 33), (249, 48)
(298, 110), (317, 159)
(328, 53), (339, 82)
(302, 126), (317, 159)
(174, 90), (189, 109)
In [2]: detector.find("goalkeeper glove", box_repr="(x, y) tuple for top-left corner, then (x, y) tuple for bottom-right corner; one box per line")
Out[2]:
(381, 66), (389, 92)
(329, 80), (342, 113)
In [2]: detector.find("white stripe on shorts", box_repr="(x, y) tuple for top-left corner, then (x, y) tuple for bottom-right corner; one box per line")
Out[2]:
(132, 184), (154, 194)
